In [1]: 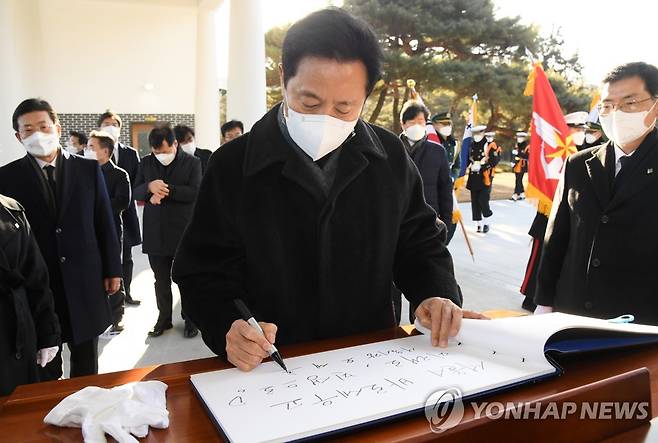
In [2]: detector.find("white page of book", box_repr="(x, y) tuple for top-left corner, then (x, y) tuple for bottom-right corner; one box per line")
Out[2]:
(413, 313), (658, 364)
(191, 333), (555, 443)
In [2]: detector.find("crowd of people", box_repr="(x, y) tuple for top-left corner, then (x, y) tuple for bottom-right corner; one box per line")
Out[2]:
(2, 7), (658, 396)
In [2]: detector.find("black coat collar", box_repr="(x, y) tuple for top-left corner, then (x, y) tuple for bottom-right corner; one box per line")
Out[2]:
(585, 128), (658, 210)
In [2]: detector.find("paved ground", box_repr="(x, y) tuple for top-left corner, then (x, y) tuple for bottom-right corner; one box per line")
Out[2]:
(62, 196), (538, 376)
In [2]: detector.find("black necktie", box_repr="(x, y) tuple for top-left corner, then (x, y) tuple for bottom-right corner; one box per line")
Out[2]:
(618, 155), (630, 172)
(44, 165), (57, 200)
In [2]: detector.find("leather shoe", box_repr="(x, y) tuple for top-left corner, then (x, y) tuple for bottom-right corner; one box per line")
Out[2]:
(184, 322), (199, 338)
(148, 323), (173, 337)
(125, 295), (141, 306)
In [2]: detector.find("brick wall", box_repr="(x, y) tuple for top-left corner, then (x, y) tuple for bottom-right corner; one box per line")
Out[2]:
(58, 113), (195, 152)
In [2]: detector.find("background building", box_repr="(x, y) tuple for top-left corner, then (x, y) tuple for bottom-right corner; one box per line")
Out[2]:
(0, 0), (266, 163)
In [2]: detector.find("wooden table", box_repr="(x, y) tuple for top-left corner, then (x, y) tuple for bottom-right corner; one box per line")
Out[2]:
(1, 325), (658, 442)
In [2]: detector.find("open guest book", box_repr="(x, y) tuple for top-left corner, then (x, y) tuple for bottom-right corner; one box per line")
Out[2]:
(190, 313), (658, 442)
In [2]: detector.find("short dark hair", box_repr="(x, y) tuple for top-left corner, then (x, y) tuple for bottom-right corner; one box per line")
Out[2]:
(400, 100), (430, 123)
(89, 130), (115, 155)
(282, 8), (382, 95)
(12, 98), (59, 132)
(97, 109), (123, 128)
(221, 120), (244, 137)
(603, 62), (658, 97)
(148, 123), (175, 149)
(173, 124), (195, 143)
(69, 130), (88, 146)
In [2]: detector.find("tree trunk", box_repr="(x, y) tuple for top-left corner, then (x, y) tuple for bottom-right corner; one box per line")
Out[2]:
(368, 85), (389, 123)
(392, 85), (402, 135)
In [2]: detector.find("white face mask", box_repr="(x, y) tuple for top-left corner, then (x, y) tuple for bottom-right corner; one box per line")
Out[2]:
(571, 131), (586, 146)
(438, 125), (452, 137)
(600, 109), (655, 146)
(83, 149), (98, 160)
(585, 133), (599, 144)
(404, 124), (426, 142)
(155, 151), (175, 166)
(22, 130), (60, 157)
(473, 134), (484, 143)
(284, 102), (359, 161)
(181, 141), (196, 155)
(64, 143), (79, 154)
(102, 125), (120, 142)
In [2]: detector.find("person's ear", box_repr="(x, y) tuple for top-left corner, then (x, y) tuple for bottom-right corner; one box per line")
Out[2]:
(14, 132), (22, 143)
(645, 99), (658, 126)
(55, 122), (62, 138)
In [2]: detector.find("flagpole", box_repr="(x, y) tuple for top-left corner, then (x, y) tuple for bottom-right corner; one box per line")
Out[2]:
(458, 216), (475, 262)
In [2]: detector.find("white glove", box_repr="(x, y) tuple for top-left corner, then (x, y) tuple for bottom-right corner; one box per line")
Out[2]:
(480, 158), (488, 165)
(510, 162), (515, 167)
(37, 346), (59, 367)
(534, 305), (554, 315)
(512, 149), (518, 155)
(471, 162), (481, 172)
(44, 381), (169, 443)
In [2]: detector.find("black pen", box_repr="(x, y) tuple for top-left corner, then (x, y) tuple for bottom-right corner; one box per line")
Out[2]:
(234, 299), (289, 373)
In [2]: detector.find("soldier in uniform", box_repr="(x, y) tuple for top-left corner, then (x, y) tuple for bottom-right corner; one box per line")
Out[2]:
(511, 131), (529, 201)
(431, 112), (460, 179)
(583, 120), (607, 149)
(466, 125), (495, 233)
(564, 111), (589, 151)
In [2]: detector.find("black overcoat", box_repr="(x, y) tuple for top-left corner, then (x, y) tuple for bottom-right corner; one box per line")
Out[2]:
(172, 104), (461, 357)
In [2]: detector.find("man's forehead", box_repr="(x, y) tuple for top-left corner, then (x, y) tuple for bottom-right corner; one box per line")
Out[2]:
(18, 110), (53, 125)
(601, 76), (647, 100)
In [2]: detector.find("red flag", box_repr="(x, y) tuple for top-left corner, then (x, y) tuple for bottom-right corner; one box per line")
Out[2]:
(524, 63), (577, 216)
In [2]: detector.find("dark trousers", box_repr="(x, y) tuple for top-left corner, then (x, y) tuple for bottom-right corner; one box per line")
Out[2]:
(148, 254), (189, 327)
(108, 282), (126, 324)
(38, 337), (99, 381)
(470, 188), (493, 221)
(122, 245), (134, 297)
(514, 171), (525, 194)
(447, 223), (457, 244)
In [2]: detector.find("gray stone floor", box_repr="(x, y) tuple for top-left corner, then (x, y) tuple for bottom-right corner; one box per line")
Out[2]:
(62, 200), (537, 376)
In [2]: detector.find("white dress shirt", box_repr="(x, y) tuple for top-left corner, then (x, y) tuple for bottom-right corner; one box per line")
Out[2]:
(614, 145), (635, 176)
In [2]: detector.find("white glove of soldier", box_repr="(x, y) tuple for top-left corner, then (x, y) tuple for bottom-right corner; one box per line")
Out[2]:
(512, 149), (518, 155)
(471, 162), (481, 172)
(534, 305), (554, 315)
(36, 346), (59, 367)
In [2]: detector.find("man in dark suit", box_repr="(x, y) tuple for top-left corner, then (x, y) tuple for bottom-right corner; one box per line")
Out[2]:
(535, 62), (658, 324)
(87, 130), (131, 334)
(0, 98), (122, 379)
(174, 124), (212, 174)
(98, 110), (142, 306)
(133, 124), (202, 338)
(172, 9), (485, 374)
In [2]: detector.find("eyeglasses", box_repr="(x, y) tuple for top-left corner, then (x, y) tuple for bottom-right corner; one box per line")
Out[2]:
(598, 97), (656, 116)
(19, 123), (56, 138)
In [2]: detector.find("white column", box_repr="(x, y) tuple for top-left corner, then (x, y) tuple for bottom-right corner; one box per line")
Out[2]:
(195, 1), (223, 150)
(226, 0), (266, 131)
(0, 0), (41, 165)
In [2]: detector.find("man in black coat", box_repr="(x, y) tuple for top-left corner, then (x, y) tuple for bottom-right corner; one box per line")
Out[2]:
(174, 124), (213, 174)
(535, 62), (658, 324)
(0, 194), (61, 395)
(172, 9), (484, 373)
(133, 124), (202, 338)
(99, 110), (142, 306)
(0, 99), (122, 379)
(399, 100), (453, 226)
(87, 130), (131, 333)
